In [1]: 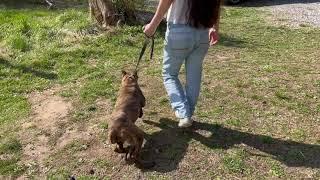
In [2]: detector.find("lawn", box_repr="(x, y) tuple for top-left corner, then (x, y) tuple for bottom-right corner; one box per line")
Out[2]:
(0, 4), (319, 179)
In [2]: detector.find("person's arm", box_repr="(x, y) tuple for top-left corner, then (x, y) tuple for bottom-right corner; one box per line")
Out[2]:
(144, 0), (174, 37)
(213, 0), (222, 33)
(209, 0), (222, 46)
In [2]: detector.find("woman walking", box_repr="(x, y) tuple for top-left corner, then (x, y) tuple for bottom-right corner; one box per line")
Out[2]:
(144, 0), (222, 127)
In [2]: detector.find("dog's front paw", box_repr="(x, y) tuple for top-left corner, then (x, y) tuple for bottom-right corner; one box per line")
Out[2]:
(124, 146), (136, 161)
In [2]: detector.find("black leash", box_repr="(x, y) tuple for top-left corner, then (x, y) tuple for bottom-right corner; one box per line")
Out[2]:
(134, 35), (155, 72)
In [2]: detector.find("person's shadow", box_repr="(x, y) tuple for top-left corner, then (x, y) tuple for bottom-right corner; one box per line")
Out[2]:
(140, 118), (320, 172)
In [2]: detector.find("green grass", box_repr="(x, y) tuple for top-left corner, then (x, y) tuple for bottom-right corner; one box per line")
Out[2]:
(0, 138), (22, 154)
(47, 168), (71, 180)
(0, 138), (25, 177)
(222, 149), (248, 174)
(0, 4), (319, 179)
(0, 94), (30, 125)
(268, 160), (285, 178)
(0, 158), (26, 177)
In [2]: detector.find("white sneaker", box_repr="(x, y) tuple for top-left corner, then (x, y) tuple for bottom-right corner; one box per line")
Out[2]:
(178, 117), (193, 128)
(175, 111), (180, 118)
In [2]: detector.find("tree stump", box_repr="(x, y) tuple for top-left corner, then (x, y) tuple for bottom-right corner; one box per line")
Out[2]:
(89, 0), (118, 28)
(88, 0), (161, 28)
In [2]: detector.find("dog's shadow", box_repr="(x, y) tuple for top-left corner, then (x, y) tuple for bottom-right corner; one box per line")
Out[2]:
(140, 118), (320, 172)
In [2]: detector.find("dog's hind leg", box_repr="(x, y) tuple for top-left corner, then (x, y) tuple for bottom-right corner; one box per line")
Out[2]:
(132, 132), (156, 169)
(130, 126), (144, 161)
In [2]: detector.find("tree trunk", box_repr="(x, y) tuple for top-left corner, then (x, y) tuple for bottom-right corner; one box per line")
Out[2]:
(88, 0), (159, 28)
(89, 0), (118, 28)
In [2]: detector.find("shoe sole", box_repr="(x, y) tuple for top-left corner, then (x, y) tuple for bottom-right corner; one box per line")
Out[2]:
(178, 122), (193, 128)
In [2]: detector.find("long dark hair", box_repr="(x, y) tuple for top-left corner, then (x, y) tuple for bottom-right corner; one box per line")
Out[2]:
(187, 0), (222, 28)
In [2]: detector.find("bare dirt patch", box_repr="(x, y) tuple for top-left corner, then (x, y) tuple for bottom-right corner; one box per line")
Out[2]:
(27, 86), (72, 131)
(19, 86), (73, 175)
(17, 86), (118, 177)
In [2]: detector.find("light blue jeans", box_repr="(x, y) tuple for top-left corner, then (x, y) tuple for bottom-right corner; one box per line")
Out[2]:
(163, 23), (209, 119)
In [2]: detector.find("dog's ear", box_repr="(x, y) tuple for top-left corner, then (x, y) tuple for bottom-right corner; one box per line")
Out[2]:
(122, 70), (127, 77)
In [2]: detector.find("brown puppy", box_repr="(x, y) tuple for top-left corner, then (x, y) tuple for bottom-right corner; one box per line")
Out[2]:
(108, 70), (146, 162)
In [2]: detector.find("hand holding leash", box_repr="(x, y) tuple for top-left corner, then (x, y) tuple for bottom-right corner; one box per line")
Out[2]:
(143, 23), (157, 38)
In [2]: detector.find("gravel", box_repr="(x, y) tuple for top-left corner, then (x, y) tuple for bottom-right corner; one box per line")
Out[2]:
(147, 0), (320, 28)
(242, 0), (320, 28)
